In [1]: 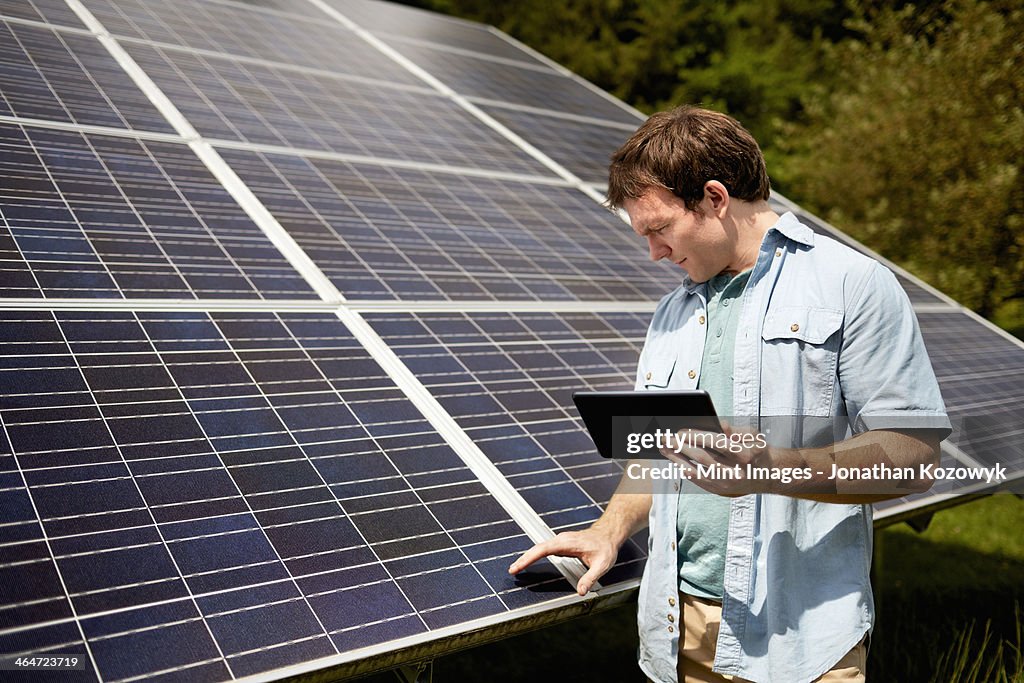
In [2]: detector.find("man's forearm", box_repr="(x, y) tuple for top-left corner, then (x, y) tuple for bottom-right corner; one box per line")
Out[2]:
(591, 463), (652, 544)
(777, 429), (942, 503)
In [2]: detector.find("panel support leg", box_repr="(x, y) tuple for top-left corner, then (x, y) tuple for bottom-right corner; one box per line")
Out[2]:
(394, 661), (433, 683)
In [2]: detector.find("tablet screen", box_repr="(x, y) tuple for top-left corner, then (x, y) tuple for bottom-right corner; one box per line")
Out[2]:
(572, 390), (721, 458)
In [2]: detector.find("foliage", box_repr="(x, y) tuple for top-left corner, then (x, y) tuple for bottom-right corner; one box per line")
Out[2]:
(775, 0), (1024, 317)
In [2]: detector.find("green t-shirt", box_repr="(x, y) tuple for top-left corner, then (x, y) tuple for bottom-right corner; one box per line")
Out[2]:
(677, 270), (750, 599)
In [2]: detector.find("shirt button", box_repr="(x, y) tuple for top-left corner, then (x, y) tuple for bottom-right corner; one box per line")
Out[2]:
(670, 542), (676, 551)
(698, 315), (705, 325)
(775, 248), (782, 257)
(716, 328), (723, 338)
(668, 614), (675, 622)
(722, 299), (730, 307)
(669, 597), (676, 606)
(687, 370), (696, 379)
(645, 371), (652, 380)
(668, 625), (674, 633)
(791, 323), (800, 332)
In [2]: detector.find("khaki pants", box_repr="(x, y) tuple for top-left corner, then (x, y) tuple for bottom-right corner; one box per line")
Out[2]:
(676, 593), (867, 683)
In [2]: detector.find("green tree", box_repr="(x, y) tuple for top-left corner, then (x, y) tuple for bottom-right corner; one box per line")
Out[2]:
(779, 0), (1024, 317)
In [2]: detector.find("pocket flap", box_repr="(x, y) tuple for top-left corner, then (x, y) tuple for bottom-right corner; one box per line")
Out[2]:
(641, 355), (676, 388)
(762, 307), (843, 344)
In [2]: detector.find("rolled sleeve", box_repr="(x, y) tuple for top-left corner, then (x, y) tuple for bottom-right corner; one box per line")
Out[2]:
(838, 262), (951, 435)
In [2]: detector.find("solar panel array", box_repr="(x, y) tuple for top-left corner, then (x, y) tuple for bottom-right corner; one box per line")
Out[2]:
(0, 0), (1020, 681)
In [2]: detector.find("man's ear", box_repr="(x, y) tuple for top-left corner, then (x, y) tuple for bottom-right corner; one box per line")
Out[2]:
(703, 180), (730, 217)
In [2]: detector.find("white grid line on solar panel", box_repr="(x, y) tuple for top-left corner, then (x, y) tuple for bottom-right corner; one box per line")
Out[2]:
(0, 112), (190, 144)
(0, 123), (317, 299)
(326, 0), (548, 67)
(0, 313), (552, 671)
(0, 0), (88, 28)
(218, 149), (677, 302)
(77, 0), (421, 83)
(0, 18), (174, 132)
(480, 104), (636, 185)
(207, 137), (572, 187)
(118, 41), (553, 177)
(377, 37), (642, 126)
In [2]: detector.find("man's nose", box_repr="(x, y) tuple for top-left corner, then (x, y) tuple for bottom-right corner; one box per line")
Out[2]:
(647, 235), (667, 261)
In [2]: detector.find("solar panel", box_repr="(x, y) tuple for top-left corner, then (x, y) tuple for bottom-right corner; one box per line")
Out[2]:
(218, 148), (678, 301)
(0, 0), (1020, 680)
(0, 19), (173, 132)
(0, 0), (87, 31)
(0, 122), (317, 299)
(378, 38), (642, 125)
(481, 105), (637, 184)
(0, 310), (570, 680)
(123, 42), (552, 175)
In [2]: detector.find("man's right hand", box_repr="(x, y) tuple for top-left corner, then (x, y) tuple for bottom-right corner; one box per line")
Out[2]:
(508, 526), (621, 597)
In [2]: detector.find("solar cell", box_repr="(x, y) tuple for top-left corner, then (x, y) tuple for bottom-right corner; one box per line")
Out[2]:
(218, 149), (678, 301)
(482, 105), (636, 184)
(0, 19), (174, 132)
(328, 0), (550, 67)
(0, 309), (573, 680)
(0, 122), (317, 299)
(122, 42), (552, 175)
(379, 38), (642, 125)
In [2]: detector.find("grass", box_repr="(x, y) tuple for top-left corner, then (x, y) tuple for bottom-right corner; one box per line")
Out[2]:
(354, 494), (1024, 682)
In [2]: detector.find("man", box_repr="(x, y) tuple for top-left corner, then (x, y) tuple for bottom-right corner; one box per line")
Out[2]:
(509, 106), (950, 682)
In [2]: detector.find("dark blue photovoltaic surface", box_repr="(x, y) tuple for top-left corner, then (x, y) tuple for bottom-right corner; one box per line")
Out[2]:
(0, 0), (87, 28)
(380, 39), (641, 125)
(0, 123), (316, 299)
(78, 0), (421, 84)
(482, 105), (635, 184)
(219, 149), (678, 302)
(0, 311), (571, 680)
(0, 19), (174, 133)
(123, 42), (551, 176)
(365, 310), (651, 583)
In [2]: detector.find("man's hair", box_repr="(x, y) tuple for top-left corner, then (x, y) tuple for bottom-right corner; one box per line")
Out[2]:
(606, 106), (771, 212)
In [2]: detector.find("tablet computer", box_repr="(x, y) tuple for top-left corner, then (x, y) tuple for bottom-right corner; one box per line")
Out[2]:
(572, 390), (721, 459)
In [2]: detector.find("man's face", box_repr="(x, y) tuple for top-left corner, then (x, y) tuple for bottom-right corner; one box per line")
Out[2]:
(622, 186), (731, 283)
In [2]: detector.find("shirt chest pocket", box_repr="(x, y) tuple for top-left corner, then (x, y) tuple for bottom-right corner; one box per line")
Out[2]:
(639, 355), (678, 390)
(760, 306), (843, 415)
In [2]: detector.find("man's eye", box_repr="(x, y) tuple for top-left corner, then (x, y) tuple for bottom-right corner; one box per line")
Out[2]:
(653, 226), (668, 234)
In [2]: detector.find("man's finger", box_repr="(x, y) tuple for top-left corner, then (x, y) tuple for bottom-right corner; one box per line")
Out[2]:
(509, 536), (574, 574)
(576, 564), (606, 597)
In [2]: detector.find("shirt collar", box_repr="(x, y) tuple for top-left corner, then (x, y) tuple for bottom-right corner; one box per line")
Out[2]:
(679, 212), (813, 293)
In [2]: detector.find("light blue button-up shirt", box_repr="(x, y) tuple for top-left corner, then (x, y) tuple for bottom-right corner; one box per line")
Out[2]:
(633, 212), (950, 683)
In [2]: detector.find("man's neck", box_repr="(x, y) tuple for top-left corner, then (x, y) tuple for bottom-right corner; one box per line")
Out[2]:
(721, 201), (780, 276)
